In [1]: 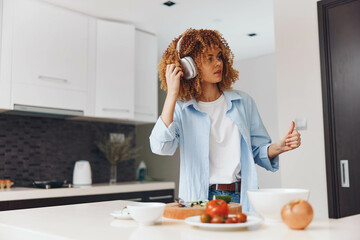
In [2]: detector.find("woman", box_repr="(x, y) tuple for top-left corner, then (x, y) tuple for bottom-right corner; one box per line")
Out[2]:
(149, 29), (301, 211)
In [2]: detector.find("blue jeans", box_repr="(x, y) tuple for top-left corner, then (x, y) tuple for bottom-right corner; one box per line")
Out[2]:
(208, 187), (241, 203)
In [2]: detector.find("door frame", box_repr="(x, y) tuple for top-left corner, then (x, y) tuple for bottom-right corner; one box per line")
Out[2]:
(317, 0), (357, 218)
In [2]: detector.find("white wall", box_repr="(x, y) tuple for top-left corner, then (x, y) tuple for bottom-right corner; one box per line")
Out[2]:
(273, 0), (328, 218)
(233, 54), (281, 189)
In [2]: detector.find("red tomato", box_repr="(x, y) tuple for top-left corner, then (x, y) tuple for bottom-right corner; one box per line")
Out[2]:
(211, 215), (225, 224)
(200, 213), (211, 223)
(236, 213), (247, 223)
(206, 199), (229, 218)
(225, 217), (238, 224)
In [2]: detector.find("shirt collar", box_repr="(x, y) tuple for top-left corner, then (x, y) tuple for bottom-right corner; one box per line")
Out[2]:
(180, 90), (242, 111)
(181, 98), (198, 111)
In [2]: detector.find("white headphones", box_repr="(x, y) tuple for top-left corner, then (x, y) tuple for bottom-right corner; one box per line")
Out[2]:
(176, 37), (198, 80)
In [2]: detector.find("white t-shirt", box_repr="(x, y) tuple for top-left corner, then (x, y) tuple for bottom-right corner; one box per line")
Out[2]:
(198, 94), (241, 184)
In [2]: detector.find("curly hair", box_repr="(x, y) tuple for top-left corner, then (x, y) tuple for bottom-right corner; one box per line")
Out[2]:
(158, 28), (239, 101)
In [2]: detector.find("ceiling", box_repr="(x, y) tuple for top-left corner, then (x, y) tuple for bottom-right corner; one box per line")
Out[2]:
(43, 0), (275, 61)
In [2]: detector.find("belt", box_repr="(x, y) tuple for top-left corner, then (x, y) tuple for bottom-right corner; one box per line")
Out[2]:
(210, 182), (241, 192)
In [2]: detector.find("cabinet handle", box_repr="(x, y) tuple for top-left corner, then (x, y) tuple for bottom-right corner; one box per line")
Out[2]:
(340, 160), (350, 188)
(134, 111), (154, 116)
(38, 75), (68, 83)
(102, 108), (130, 113)
(148, 195), (173, 200)
(123, 198), (142, 201)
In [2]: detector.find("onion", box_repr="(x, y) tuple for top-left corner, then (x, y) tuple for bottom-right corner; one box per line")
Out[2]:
(281, 199), (313, 230)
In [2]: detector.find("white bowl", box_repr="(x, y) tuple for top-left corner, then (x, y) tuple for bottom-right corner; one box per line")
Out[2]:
(247, 188), (309, 221)
(127, 202), (166, 226)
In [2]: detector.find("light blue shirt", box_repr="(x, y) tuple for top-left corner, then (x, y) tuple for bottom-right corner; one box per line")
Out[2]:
(149, 90), (279, 212)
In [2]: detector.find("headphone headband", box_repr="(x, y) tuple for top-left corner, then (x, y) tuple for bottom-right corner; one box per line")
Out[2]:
(176, 37), (183, 52)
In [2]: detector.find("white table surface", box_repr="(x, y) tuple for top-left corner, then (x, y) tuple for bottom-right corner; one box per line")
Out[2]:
(0, 181), (175, 201)
(0, 200), (359, 240)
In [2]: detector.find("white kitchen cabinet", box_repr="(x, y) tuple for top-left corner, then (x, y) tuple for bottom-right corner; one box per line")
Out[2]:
(95, 19), (135, 119)
(134, 30), (158, 123)
(0, 0), (11, 109)
(0, 0), (159, 122)
(11, 0), (88, 91)
(1, 0), (89, 113)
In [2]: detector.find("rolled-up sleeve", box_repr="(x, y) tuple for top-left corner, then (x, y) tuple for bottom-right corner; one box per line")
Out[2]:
(257, 143), (279, 171)
(149, 115), (180, 156)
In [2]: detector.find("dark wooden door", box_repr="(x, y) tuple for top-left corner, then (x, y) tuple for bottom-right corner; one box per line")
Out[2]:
(318, 0), (360, 218)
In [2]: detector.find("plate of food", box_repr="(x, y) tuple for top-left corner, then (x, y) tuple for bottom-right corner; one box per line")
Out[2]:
(183, 198), (262, 230)
(110, 206), (132, 220)
(184, 212), (263, 230)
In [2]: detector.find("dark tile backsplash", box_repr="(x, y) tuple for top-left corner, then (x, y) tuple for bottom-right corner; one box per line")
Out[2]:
(0, 113), (136, 187)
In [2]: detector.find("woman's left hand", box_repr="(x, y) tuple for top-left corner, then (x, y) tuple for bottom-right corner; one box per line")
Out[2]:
(268, 121), (301, 159)
(278, 121), (301, 152)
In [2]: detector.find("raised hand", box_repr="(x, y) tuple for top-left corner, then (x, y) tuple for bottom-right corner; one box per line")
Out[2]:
(268, 121), (301, 159)
(279, 121), (301, 152)
(165, 64), (183, 98)
(161, 64), (183, 127)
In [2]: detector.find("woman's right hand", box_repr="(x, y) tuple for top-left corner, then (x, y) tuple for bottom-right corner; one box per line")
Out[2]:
(166, 64), (183, 98)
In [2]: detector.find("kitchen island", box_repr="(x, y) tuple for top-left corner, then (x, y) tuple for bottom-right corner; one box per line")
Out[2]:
(0, 200), (359, 240)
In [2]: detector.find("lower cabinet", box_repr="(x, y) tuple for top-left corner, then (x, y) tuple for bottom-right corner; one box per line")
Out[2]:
(0, 189), (174, 211)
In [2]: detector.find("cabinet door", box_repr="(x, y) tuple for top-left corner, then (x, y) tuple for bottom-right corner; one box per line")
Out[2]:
(134, 30), (158, 122)
(11, 0), (88, 91)
(95, 19), (135, 119)
(318, 0), (360, 218)
(10, 0), (88, 111)
(0, 0), (11, 109)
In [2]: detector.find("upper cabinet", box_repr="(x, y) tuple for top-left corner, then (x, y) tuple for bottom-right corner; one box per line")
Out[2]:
(2, 0), (89, 113)
(95, 19), (135, 120)
(12, 0), (88, 91)
(135, 30), (158, 123)
(0, 0), (158, 123)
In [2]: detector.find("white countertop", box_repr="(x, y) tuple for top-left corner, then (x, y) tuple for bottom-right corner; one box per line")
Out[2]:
(0, 181), (175, 201)
(0, 200), (359, 240)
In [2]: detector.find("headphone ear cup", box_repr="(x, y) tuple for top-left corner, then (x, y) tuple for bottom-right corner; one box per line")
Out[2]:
(179, 57), (197, 80)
